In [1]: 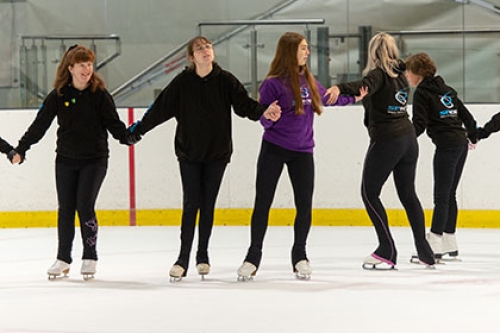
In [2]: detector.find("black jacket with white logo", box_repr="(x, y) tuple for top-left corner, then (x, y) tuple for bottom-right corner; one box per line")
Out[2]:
(412, 76), (476, 148)
(337, 65), (413, 140)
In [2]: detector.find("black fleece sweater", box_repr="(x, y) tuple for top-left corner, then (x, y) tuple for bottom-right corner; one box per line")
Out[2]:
(16, 85), (128, 160)
(412, 76), (476, 148)
(136, 63), (267, 163)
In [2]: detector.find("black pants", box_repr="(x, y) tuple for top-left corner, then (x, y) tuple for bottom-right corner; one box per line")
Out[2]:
(175, 160), (227, 271)
(361, 133), (433, 265)
(431, 144), (468, 235)
(55, 158), (107, 264)
(244, 140), (314, 270)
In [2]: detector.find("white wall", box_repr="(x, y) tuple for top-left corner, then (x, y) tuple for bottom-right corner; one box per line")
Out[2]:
(1, 105), (500, 212)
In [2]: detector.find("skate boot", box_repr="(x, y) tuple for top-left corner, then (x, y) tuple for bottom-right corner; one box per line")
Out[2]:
(362, 254), (396, 270)
(294, 260), (312, 280)
(442, 232), (460, 260)
(169, 264), (186, 283)
(410, 239), (436, 269)
(196, 263), (210, 280)
(81, 259), (97, 281)
(237, 262), (257, 282)
(426, 232), (443, 260)
(47, 259), (70, 280)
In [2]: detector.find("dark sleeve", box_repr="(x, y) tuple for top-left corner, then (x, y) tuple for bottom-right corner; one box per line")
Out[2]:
(16, 92), (58, 155)
(101, 90), (128, 144)
(0, 136), (13, 154)
(482, 110), (500, 136)
(337, 69), (384, 97)
(226, 72), (266, 121)
(136, 76), (180, 135)
(456, 98), (477, 140)
(411, 89), (430, 137)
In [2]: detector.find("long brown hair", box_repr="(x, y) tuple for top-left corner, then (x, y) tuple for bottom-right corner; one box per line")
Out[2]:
(53, 44), (105, 95)
(264, 32), (321, 115)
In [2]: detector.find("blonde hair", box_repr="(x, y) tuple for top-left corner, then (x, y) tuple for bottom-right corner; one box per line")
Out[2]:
(265, 32), (321, 115)
(363, 32), (401, 78)
(54, 44), (105, 95)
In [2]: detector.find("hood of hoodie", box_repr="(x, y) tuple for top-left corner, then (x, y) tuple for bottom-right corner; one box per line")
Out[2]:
(418, 75), (457, 98)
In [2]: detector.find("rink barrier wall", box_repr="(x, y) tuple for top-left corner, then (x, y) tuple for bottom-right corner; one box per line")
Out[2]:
(3, 105), (500, 227)
(0, 208), (498, 228)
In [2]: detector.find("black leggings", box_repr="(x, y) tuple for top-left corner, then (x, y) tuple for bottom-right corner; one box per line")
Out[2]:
(175, 160), (227, 271)
(55, 158), (107, 264)
(431, 144), (468, 235)
(244, 140), (314, 270)
(361, 133), (433, 265)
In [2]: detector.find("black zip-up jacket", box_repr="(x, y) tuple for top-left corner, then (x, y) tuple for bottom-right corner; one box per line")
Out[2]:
(0, 137), (13, 154)
(136, 63), (267, 163)
(412, 76), (477, 148)
(16, 85), (129, 160)
(337, 65), (413, 140)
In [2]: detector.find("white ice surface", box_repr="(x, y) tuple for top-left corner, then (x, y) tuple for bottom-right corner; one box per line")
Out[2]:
(1, 226), (500, 333)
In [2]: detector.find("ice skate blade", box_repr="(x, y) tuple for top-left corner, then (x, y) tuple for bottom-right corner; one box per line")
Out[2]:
(295, 273), (311, 280)
(82, 273), (95, 281)
(237, 275), (254, 282)
(169, 276), (183, 283)
(410, 255), (441, 265)
(409, 256), (437, 269)
(48, 273), (69, 281)
(362, 263), (396, 271)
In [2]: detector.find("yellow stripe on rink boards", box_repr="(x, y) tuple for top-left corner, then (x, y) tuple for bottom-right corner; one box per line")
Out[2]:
(0, 208), (499, 228)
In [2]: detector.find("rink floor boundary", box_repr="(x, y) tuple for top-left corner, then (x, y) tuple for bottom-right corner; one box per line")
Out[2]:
(0, 208), (499, 228)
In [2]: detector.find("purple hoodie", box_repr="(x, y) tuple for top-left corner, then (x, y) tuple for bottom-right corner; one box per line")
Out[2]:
(259, 75), (355, 153)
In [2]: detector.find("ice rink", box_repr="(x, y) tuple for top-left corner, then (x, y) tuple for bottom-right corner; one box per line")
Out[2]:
(1, 225), (500, 333)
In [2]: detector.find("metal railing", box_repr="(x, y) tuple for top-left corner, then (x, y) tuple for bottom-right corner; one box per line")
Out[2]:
(111, 0), (307, 102)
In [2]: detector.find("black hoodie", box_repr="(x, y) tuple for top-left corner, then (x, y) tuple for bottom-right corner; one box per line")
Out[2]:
(136, 63), (267, 163)
(16, 85), (129, 161)
(337, 64), (413, 140)
(412, 76), (477, 148)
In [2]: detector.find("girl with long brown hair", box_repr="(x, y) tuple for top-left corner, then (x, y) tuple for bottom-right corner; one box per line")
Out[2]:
(12, 44), (137, 280)
(237, 32), (365, 280)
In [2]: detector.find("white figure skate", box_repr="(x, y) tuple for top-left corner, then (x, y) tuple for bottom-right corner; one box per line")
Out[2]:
(169, 264), (185, 283)
(294, 260), (312, 280)
(426, 232), (443, 260)
(237, 262), (257, 282)
(442, 232), (461, 261)
(81, 259), (97, 281)
(196, 263), (210, 280)
(47, 259), (70, 280)
(362, 254), (396, 270)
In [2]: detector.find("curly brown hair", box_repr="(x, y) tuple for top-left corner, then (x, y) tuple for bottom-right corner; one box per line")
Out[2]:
(405, 52), (437, 78)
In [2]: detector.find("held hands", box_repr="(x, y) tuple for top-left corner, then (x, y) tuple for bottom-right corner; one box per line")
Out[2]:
(324, 85), (340, 104)
(263, 100), (282, 122)
(355, 86), (368, 102)
(123, 121), (142, 146)
(468, 139), (477, 151)
(7, 149), (25, 164)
